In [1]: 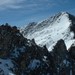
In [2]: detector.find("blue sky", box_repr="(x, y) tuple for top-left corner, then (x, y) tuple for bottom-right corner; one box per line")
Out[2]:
(0, 0), (75, 27)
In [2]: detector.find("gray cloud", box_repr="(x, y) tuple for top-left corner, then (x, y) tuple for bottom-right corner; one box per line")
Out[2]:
(0, 0), (68, 10)
(21, 0), (56, 11)
(0, 0), (57, 11)
(0, 0), (24, 10)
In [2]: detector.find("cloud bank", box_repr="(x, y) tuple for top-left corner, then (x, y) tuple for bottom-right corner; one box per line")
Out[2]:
(0, 0), (56, 10)
(0, 0), (24, 10)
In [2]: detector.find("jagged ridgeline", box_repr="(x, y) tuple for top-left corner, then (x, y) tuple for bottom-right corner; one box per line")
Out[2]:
(0, 23), (75, 75)
(21, 12), (75, 51)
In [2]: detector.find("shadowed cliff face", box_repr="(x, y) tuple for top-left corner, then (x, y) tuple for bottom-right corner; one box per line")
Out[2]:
(0, 24), (75, 75)
(68, 13), (75, 38)
(0, 24), (50, 75)
(0, 24), (26, 57)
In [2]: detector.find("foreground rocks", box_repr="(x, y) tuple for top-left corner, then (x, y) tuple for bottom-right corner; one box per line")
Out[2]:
(0, 24), (75, 75)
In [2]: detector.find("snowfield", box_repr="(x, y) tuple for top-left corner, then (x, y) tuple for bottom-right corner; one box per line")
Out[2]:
(21, 12), (75, 51)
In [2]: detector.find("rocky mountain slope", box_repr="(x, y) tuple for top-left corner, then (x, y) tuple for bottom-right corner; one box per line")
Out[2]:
(0, 12), (75, 75)
(21, 12), (75, 51)
(0, 24), (75, 75)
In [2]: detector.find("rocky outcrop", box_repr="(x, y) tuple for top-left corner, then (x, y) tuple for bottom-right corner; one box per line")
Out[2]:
(49, 39), (69, 75)
(0, 24), (75, 75)
(69, 46), (75, 60)
(0, 24), (50, 75)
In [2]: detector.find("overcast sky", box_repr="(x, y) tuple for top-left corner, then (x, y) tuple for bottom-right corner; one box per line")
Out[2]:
(0, 0), (75, 27)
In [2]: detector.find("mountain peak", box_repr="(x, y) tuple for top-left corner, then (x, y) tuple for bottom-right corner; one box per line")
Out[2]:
(60, 11), (68, 14)
(21, 12), (75, 51)
(57, 11), (69, 16)
(51, 12), (69, 20)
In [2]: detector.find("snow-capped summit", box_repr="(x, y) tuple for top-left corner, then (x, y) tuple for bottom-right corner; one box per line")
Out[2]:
(1, 16), (75, 75)
(21, 12), (75, 51)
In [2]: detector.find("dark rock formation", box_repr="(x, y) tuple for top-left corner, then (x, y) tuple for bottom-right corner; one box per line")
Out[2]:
(69, 46), (75, 60)
(0, 24), (75, 75)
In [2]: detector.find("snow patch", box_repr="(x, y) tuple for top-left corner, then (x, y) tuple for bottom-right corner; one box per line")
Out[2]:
(0, 59), (15, 75)
(28, 59), (40, 70)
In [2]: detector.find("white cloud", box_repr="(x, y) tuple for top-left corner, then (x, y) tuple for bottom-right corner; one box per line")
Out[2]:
(21, 0), (56, 11)
(0, 0), (24, 10)
(0, 0), (56, 11)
